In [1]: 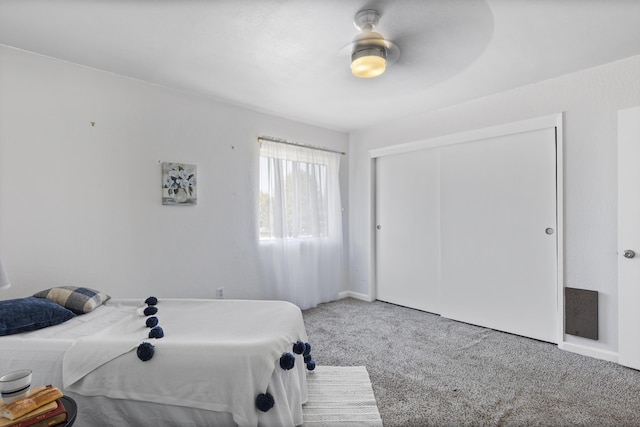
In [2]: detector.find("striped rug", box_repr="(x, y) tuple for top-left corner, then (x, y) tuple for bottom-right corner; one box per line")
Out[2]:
(302, 366), (383, 426)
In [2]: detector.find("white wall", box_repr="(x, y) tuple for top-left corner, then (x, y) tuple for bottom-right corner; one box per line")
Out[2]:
(348, 54), (640, 358)
(0, 45), (348, 301)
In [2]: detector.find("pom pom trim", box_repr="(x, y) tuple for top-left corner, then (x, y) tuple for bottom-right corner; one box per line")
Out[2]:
(303, 342), (311, 356)
(146, 316), (159, 328)
(256, 393), (274, 412)
(143, 306), (158, 316)
(149, 326), (164, 339)
(292, 340), (305, 355)
(137, 342), (155, 361)
(279, 352), (295, 370)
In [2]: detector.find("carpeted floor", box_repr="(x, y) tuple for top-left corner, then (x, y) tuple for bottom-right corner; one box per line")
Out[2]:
(302, 298), (640, 426)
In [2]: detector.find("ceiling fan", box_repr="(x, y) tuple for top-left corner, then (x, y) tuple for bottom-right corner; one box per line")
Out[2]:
(348, 9), (400, 78)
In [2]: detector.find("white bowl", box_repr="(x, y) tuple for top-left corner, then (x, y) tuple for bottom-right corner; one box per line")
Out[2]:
(0, 369), (32, 404)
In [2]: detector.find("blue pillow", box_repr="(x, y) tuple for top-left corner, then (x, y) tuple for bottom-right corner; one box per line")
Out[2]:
(0, 297), (76, 336)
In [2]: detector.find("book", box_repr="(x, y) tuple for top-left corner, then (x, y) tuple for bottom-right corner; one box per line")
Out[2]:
(0, 386), (53, 427)
(17, 400), (67, 427)
(0, 399), (66, 427)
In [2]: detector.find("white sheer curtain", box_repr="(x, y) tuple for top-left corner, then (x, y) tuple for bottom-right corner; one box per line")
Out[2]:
(259, 140), (344, 310)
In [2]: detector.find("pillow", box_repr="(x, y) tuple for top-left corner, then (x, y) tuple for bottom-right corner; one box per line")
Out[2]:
(33, 286), (110, 314)
(0, 297), (76, 336)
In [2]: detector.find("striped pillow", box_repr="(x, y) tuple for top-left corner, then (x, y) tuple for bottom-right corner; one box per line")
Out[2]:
(33, 286), (110, 314)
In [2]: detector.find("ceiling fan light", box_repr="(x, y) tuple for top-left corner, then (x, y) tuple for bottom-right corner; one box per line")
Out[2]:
(351, 47), (387, 78)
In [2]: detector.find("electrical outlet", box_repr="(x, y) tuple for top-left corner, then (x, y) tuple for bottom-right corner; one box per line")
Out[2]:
(216, 287), (224, 299)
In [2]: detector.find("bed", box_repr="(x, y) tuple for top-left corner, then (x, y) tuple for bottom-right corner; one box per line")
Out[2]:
(0, 295), (311, 427)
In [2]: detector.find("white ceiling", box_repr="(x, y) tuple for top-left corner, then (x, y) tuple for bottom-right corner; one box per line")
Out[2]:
(1, 0), (640, 132)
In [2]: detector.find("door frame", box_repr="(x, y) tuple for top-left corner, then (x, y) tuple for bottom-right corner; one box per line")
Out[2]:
(369, 113), (564, 344)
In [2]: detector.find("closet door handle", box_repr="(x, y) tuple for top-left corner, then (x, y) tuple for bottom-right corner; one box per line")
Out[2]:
(623, 249), (636, 259)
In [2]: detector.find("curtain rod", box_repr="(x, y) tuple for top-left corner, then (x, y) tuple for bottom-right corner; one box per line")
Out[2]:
(258, 136), (346, 156)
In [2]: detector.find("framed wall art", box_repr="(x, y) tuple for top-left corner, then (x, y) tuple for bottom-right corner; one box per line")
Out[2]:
(162, 162), (197, 205)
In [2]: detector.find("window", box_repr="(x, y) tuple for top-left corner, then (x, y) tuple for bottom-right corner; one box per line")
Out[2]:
(257, 138), (345, 309)
(259, 141), (336, 240)
(260, 156), (329, 239)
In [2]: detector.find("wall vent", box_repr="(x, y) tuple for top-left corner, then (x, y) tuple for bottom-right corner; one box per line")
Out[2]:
(565, 287), (598, 340)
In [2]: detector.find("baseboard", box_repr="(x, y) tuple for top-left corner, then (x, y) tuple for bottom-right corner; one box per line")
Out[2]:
(338, 291), (374, 302)
(559, 341), (619, 364)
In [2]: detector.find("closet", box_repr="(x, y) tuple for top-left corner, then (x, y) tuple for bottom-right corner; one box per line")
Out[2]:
(373, 116), (561, 343)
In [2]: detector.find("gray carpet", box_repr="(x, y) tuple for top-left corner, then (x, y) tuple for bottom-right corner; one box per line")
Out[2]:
(302, 298), (640, 426)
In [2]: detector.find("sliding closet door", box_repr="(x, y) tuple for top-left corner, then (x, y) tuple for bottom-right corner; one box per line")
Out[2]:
(375, 149), (441, 313)
(439, 128), (557, 343)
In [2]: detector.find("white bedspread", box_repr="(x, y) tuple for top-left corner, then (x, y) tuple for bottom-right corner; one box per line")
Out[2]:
(62, 299), (308, 427)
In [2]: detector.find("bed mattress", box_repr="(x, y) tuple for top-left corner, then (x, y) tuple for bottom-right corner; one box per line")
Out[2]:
(0, 298), (309, 426)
